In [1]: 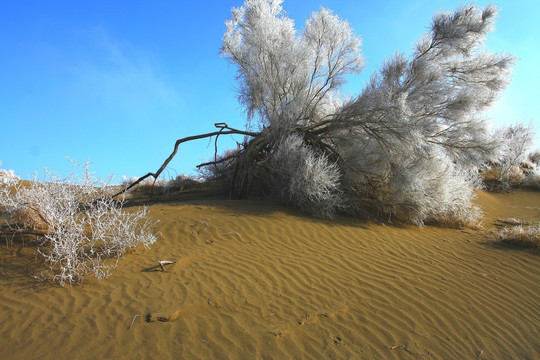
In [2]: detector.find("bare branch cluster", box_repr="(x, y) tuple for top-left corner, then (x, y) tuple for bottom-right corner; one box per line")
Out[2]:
(0, 160), (157, 286)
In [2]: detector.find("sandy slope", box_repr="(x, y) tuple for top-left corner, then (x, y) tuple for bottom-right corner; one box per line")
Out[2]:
(0, 189), (539, 359)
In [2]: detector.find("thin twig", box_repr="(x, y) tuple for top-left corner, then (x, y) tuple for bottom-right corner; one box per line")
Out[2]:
(126, 314), (141, 330)
(221, 231), (241, 236)
(386, 344), (413, 354)
(410, 329), (429, 339)
(208, 299), (224, 309)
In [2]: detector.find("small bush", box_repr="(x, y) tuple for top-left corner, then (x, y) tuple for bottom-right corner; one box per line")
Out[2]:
(484, 124), (534, 190)
(498, 217), (530, 226)
(122, 174), (202, 194)
(269, 134), (347, 219)
(482, 165), (526, 190)
(529, 150), (540, 166)
(498, 223), (540, 248)
(198, 148), (240, 181)
(0, 161), (157, 286)
(524, 170), (540, 189)
(162, 174), (202, 193)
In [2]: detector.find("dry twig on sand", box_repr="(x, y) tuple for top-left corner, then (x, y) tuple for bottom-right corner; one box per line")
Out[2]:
(125, 314), (141, 330)
(385, 344), (413, 354)
(208, 299), (224, 309)
(158, 260), (175, 272)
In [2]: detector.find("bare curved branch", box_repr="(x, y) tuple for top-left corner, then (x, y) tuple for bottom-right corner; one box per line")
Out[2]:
(112, 123), (258, 198)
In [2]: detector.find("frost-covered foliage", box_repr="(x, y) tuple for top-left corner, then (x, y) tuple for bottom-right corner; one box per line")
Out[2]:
(329, 4), (515, 225)
(269, 134), (346, 218)
(483, 124), (535, 190)
(377, 153), (482, 226)
(0, 162), (20, 186)
(216, 1), (521, 225)
(529, 150), (540, 166)
(0, 161), (157, 286)
(499, 223), (540, 248)
(222, 0), (363, 136)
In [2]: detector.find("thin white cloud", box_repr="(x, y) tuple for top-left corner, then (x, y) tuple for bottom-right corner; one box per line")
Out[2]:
(66, 27), (187, 123)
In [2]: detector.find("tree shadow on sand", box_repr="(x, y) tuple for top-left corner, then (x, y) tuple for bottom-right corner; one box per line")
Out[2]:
(0, 233), (52, 291)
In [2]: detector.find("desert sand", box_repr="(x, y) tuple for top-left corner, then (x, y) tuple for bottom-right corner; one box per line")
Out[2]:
(0, 188), (539, 359)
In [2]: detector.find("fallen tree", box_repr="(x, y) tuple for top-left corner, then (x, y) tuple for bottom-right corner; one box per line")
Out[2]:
(117, 1), (523, 226)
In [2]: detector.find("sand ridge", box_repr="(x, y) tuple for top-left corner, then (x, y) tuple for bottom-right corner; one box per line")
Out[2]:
(0, 190), (539, 359)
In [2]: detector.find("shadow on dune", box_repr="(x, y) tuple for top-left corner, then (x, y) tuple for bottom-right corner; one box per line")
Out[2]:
(480, 239), (540, 255)
(119, 182), (400, 230)
(0, 238), (52, 291)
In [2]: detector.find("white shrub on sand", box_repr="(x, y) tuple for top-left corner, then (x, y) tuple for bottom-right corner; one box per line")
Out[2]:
(499, 223), (540, 248)
(524, 168), (540, 189)
(269, 134), (346, 219)
(485, 124), (535, 190)
(0, 161), (157, 286)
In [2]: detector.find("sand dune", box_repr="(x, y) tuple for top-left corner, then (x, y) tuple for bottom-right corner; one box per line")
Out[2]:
(0, 189), (539, 359)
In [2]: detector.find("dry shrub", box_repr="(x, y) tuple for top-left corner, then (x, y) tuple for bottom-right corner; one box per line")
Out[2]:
(498, 224), (540, 248)
(0, 161), (157, 286)
(481, 165), (526, 191)
(505, 166), (527, 186)
(483, 161), (540, 191)
(524, 169), (540, 189)
(122, 175), (168, 193)
(498, 217), (530, 226)
(122, 174), (203, 195)
(163, 174), (202, 193)
(198, 148), (240, 181)
(529, 151), (540, 165)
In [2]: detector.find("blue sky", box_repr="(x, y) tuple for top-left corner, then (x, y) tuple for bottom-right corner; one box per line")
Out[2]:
(1, 0), (538, 182)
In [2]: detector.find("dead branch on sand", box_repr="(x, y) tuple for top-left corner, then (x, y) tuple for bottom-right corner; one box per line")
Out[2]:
(385, 344), (413, 354)
(125, 314), (141, 330)
(157, 260), (175, 272)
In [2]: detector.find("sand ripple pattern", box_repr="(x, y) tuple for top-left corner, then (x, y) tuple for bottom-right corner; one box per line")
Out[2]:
(0, 192), (539, 359)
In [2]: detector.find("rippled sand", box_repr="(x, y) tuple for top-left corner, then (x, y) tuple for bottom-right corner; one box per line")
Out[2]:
(1, 189), (539, 359)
